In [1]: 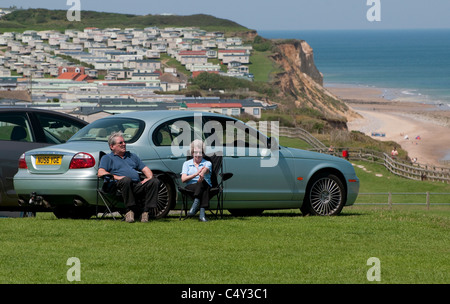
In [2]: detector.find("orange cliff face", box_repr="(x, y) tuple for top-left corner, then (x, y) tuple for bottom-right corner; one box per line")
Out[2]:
(269, 39), (357, 126)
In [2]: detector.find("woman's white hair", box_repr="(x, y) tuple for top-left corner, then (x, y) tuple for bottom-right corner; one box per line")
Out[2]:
(190, 139), (205, 156)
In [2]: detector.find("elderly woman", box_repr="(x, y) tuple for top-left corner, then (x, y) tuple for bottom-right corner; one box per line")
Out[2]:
(181, 139), (212, 222)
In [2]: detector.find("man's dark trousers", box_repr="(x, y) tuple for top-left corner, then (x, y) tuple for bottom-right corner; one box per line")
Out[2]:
(116, 176), (160, 212)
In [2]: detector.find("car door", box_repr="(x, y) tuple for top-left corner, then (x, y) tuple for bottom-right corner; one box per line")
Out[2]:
(203, 116), (296, 203)
(0, 112), (45, 206)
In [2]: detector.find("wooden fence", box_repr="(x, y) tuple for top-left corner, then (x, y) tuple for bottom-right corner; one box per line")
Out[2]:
(356, 192), (450, 208)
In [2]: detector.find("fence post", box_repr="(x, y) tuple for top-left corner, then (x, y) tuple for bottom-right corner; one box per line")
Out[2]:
(388, 192), (392, 208)
(426, 191), (430, 210)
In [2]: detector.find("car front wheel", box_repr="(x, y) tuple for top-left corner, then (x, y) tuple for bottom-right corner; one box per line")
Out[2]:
(301, 173), (346, 216)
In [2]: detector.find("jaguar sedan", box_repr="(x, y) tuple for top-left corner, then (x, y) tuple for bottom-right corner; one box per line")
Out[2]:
(14, 110), (359, 219)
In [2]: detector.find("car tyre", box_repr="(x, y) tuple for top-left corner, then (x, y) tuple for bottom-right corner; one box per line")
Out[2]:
(301, 173), (346, 216)
(148, 176), (174, 219)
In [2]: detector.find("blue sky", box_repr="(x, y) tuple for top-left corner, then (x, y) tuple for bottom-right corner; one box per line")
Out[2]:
(2, 0), (450, 30)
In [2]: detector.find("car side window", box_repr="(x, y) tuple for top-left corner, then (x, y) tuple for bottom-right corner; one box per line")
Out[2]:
(153, 117), (203, 147)
(0, 113), (33, 142)
(203, 117), (267, 149)
(34, 113), (85, 144)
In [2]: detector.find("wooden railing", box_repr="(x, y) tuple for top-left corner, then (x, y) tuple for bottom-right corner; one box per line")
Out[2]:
(279, 126), (327, 149)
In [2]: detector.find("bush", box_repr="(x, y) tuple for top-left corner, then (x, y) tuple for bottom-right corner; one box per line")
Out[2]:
(253, 35), (273, 52)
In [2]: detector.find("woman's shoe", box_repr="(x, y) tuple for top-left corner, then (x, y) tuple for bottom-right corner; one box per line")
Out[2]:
(199, 208), (208, 222)
(188, 198), (200, 217)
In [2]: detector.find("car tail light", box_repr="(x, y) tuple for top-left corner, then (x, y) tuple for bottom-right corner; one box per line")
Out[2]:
(18, 153), (28, 169)
(69, 152), (95, 169)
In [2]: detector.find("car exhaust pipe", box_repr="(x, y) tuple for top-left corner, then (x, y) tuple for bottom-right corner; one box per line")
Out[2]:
(73, 199), (84, 207)
(42, 199), (51, 209)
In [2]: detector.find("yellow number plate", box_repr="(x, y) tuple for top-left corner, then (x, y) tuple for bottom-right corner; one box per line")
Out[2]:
(36, 155), (62, 165)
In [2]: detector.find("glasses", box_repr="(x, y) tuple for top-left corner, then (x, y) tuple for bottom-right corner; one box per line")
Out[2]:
(193, 151), (203, 156)
(115, 141), (125, 145)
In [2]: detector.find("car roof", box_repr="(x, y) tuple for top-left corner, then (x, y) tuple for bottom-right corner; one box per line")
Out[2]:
(0, 106), (61, 113)
(110, 110), (235, 124)
(0, 106), (88, 124)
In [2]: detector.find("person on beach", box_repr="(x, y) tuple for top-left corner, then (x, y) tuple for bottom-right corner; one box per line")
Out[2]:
(391, 147), (398, 159)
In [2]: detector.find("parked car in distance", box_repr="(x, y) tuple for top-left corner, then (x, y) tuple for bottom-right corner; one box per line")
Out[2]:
(14, 110), (359, 219)
(0, 107), (88, 213)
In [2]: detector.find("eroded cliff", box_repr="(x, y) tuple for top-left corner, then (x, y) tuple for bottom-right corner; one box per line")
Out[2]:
(269, 39), (358, 129)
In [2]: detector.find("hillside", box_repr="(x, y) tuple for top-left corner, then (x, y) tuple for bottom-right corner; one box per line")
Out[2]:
(0, 9), (252, 34)
(0, 9), (355, 132)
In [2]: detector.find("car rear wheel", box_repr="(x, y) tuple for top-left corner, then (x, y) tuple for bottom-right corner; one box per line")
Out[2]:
(301, 173), (346, 216)
(148, 175), (174, 219)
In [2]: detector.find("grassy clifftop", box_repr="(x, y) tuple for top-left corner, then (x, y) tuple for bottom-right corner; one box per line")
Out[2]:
(0, 9), (251, 33)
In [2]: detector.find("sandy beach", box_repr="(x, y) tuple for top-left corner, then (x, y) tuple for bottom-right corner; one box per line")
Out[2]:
(326, 86), (450, 167)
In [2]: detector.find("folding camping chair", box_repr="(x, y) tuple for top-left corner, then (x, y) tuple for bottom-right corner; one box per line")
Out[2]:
(96, 152), (125, 220)
(96, 151), (172, 220)
(178, 154), (232, 220)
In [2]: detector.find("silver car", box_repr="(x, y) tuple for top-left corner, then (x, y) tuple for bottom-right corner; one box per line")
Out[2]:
(14, 110), (359, 219)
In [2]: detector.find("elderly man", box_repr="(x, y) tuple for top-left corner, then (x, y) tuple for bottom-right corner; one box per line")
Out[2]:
(98, 132), (159, 223)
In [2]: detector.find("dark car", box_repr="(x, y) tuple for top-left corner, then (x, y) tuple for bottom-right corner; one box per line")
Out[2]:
(0, 107), (87, 213)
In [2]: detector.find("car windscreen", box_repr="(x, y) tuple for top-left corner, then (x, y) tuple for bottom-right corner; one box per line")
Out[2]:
(68, 117), (145, 143)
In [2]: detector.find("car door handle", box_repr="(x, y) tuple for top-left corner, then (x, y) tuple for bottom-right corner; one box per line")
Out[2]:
(169, 156), (179, 159)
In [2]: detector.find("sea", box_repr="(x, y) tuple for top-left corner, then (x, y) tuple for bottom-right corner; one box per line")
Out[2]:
(259, 29), (450, 106)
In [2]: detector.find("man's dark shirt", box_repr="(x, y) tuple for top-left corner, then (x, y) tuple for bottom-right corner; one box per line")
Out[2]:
(99, 151), (145, 182)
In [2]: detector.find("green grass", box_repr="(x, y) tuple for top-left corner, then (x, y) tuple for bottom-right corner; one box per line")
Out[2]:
(279, 136), (313, 150)
(352, 160), (450, 205)
(0, 208), (448, 284)
(159, 53), (190, 77)
(0, 137), (448, 284)
(249, 51), (273, 82)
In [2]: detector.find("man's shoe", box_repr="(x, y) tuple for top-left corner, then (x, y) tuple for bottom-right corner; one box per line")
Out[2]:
(125, 210), (135, 223)
(141, 212), (149, 223)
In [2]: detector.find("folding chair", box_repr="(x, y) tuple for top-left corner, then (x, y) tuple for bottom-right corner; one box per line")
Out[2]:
(178, 154), (233, 220)
(96, 152), (171, 220)
(96, 152), (125, 220)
